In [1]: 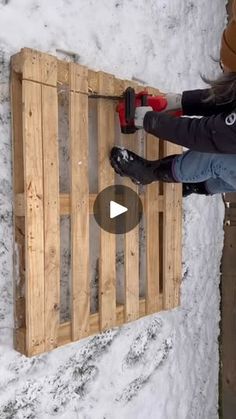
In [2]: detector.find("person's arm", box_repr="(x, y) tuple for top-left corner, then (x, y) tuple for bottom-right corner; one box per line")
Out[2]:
(182, 88), (236, 116)
(143, 110), (236, 154)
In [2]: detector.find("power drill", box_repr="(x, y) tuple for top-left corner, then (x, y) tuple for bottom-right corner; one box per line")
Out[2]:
(117, 87), (182, 134)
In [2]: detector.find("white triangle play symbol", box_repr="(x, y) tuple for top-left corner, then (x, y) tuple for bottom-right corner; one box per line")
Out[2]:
(110, 200), (128, 219)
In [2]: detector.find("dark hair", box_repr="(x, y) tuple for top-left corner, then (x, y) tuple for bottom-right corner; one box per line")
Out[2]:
(200, 58), (236, 105)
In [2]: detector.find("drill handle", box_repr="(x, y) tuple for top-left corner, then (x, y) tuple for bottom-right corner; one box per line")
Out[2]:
(125, 87), (136, 122)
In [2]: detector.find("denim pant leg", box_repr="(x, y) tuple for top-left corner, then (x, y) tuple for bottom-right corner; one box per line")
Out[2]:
(172, 150), (236, 194)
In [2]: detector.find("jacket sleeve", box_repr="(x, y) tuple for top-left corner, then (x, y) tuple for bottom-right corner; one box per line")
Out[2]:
(143, 110), (236, 154)
(182, 89), (236, 116)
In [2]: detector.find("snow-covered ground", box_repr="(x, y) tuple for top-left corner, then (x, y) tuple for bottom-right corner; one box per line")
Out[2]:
(0, 0), (227, 418)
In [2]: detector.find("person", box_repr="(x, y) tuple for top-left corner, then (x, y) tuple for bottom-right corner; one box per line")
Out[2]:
(110, 0), (236, 197)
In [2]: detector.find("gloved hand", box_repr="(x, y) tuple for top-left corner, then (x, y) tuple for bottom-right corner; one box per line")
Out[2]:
(164, 93), (182, 111)
(134, 93), (182, 129)
(134, 106), (153, 129)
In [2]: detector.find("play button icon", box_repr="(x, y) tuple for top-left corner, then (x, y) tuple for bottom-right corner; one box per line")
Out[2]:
(93, 185), (143, 234)
(110, 201), (128, 219)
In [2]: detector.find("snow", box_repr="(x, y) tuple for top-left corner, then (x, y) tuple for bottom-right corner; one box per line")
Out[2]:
(0, 0), (227, 418)
(115, 147), (130, 162)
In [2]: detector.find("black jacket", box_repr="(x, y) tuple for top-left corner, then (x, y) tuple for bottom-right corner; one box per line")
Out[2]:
(143, 89), (236, 154)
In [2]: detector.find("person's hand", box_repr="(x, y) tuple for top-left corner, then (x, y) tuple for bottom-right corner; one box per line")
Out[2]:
(134, 106), (153, 129)
(164, 93), (182, 111)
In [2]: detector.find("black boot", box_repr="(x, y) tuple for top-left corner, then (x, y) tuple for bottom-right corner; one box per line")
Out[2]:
(182, 182), (210, 197)
(110, 146), (179, 185)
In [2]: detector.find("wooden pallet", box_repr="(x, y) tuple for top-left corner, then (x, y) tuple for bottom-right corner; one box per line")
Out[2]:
(11, 48), (182, 357)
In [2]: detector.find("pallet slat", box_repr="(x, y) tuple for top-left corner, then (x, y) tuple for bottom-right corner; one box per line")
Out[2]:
(121, 81), (140, 322)
(123, 183), (140, 321)
(146, 133), (161, 314)
(57, 297), (162, 347)
(23, 79), (45, 356)
(17, 297), (163, 350)
(144, 85), (163, 314)
(97, 72), (116, 330)
(69, 63), (90, 340)
(23, 48), (58, 86)
(163, 142), (182, 309)
(15, 192), (150, 216)
(11, 63), (26, 354)
(42, 72), (60, 351)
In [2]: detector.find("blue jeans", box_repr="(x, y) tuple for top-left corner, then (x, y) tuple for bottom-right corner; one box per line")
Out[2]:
(172, 150), (236, 194)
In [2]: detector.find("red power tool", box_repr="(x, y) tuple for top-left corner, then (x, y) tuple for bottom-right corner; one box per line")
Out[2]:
(117, 87), (182, 134)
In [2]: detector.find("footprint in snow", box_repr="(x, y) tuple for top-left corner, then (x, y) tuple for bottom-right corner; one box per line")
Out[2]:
(123, 317), (163, 367)
(117, 337), (173, 403)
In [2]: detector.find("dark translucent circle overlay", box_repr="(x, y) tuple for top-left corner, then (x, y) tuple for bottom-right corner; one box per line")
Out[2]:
(93, 185), (143, 234)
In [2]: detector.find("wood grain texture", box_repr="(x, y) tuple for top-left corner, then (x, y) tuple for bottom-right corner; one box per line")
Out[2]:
(162, 142), (182, 309)
(15, 193), (149, 216)
(23, 79), (45, 356)
(97, 71), (116, 330)
(145, 133), (161, 314)
(42, 77), (60, 351)
(56, 297), (163, 347)
(69, 63), (90, 341)
(121, 80), (140, 322)
(11, 48), (182, 356)
(23, 48), (57, 86)
(11, 64), (26, 354)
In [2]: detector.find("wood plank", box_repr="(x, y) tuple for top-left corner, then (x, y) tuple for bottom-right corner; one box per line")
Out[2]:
(162, 142), (182, 309)
(89, 70), (115, 96)
(14, 217), (26, 354)
(14, 328), (26, 355)
(145, 86), (163, 96)
(65, 66), (163, 98)
(123, 185), (140, 322)
(145, 133), (161, 314)
(57, 297), (163, 348)
(121, 80), (140, 322)
(42, 71), (60, 351)
(89, 71), (147, 96)
(57, 60), (69, 86)
(220, 195), (236, 417)
(23, 79), (45, 356)
(221, 226), (236, 274)
(97, 71), (116, 330)
(69, 63), (90, 341)
(11, 52), (24, 74)
(10, 63), (26, 354)
(15, 192), (150, 216)
(21, 48), (57, 86)
(17, 297), (162, 354)
(224, 192), (236, 204)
